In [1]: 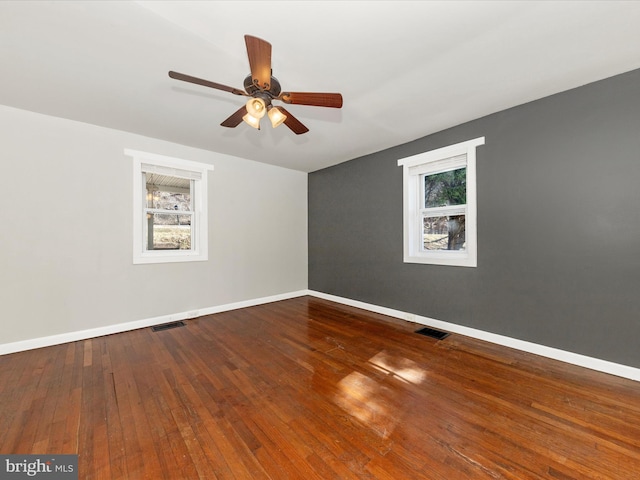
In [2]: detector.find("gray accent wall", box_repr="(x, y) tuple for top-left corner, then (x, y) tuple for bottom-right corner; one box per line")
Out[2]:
(309, 68), (640, 368)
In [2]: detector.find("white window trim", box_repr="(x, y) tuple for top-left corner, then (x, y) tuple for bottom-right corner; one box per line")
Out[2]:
(398, 137), (485, 267)
(125, 149), (214, 264)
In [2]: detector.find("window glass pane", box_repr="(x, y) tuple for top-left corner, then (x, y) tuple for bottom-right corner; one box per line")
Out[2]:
(148, 190), (192, 211)
(424, 167), (466, 208)
(146, 214), (192, 250)
(145, 173), (192, 211)
(422, 215), (466, 251)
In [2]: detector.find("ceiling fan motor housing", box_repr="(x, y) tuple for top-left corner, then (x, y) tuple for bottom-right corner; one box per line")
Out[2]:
(244, 74), (281, 98)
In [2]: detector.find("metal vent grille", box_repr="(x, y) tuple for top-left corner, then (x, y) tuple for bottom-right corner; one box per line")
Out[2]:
(151, 321), (186, 332)
(415, 327), (450, 340)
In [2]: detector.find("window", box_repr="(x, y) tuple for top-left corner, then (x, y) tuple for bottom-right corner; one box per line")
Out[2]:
(126, 149), (213, 264)
(398, 137), (484, 267)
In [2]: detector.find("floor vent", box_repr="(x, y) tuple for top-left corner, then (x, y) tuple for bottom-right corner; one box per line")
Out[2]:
(415, 327), (450, 340)
(152, 321), (186, 332)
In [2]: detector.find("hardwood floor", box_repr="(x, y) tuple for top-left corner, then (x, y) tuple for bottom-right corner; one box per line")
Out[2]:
(1, 296), (639, 479)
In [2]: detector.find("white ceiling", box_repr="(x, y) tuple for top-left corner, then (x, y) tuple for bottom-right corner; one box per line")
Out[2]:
(2, 1), (639, 173)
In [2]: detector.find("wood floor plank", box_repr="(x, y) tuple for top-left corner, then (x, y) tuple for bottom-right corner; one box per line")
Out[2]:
(1, 296), (640, 479)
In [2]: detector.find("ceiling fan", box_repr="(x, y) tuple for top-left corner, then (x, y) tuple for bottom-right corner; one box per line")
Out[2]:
(168, 35), (343, 135)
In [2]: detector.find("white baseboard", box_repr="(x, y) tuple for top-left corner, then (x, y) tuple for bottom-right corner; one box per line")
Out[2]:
(3, 289), (639, 383)
(0, 290), (309, 356)
(307, 290), (640, 383)
(198, 290), (309, 316)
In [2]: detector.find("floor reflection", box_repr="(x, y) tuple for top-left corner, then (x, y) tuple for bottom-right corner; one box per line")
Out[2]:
(333, 350), (427, 439)
(368, 350), (427, 384)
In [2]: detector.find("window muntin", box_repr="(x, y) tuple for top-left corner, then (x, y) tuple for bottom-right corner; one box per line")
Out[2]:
(126, 149), (213, 264)
(398, 137), (484, 267)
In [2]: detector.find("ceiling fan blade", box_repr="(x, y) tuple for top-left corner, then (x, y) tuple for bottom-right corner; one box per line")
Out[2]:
(169, 71), (247, 96)
(279, 92), (343, 108)
(244, 35), (272, 90)
(220, 106), (248, 128)
(277, 107), (309, 135)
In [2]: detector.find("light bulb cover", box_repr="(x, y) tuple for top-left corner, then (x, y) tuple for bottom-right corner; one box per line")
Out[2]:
(242, 113), (261, 129)
(246, 97), (267, 118)
(268, 106), (287, 128)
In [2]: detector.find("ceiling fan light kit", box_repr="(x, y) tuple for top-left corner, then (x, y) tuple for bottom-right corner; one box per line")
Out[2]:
(246, 97), (266, 118)
(169, 35), (343, 135)
(267, 105), (287, 128)
(242, 112), (261, 129)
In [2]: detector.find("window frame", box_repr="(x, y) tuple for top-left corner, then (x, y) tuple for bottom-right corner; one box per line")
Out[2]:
(398, 137), (484, 267)
(126, 149), (213, 265)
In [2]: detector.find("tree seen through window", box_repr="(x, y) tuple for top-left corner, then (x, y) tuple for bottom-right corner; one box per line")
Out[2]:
(422, 167), (466, 251)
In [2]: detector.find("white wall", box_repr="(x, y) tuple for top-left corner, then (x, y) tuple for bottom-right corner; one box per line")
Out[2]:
(0, 105), (307, 347)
